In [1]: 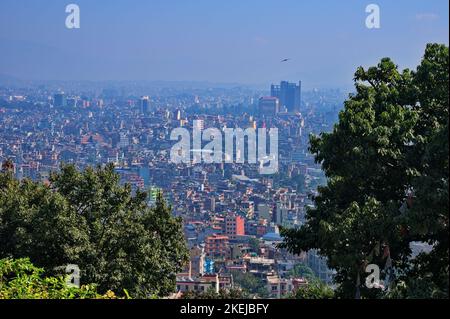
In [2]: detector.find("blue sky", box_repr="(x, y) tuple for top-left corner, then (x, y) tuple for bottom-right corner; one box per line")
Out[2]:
(0, 0), (448, 89)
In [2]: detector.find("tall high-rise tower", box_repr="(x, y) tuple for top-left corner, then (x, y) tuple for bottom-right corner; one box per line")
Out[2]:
(140, 96), (150, 115)
(270, 81), (301, 113)
(54, 92), (67, 108)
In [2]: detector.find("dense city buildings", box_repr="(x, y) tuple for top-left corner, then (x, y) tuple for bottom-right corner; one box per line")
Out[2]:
(0, 81), (345, 298)
(0, 0), (447, 306)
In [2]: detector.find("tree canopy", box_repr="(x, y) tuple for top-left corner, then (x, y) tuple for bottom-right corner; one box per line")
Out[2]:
(281, 43), (449, 299)
(0, 258), (119, 299)
(0, 163), (189, 298)
(290, 279), (334, 300)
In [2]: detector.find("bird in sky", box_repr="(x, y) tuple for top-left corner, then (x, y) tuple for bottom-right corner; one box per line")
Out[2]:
(281, 58), (290, 62)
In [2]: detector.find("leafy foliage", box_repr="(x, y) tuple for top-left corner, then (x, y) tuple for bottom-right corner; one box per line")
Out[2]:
(231, 271), (269, 298)
(290, 279), (334, 299)
(0, 163), (189, 298)
(248, 237), (261, 254)
(0, 258), (118, 299)
(281, 43), (449, 298)
(286, 263), (316, 280)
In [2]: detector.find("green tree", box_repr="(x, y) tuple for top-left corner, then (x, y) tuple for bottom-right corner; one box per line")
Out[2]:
(281, 44), (449, 299)
(0, 171), (87, 274)
(287, 263), (316, 280)
(393, 44), (449, 298)
(0, 163), (189, 298)
(231, 271), (269, 298)
(291, 279), (334, 299)
(248, 237), (261, 254)
(0, 258), (118, 299)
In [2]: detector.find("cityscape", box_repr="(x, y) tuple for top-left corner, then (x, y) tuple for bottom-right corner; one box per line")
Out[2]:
(0, 0), (448, 308)
(0, 80), (343, 298)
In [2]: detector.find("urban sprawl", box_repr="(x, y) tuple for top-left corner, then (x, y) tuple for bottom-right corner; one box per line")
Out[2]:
(0, 81), (345, 298)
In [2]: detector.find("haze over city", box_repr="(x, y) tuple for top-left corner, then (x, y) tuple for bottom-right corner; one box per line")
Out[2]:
(0, 0), (448, 90)
(0, 0), (449, 305)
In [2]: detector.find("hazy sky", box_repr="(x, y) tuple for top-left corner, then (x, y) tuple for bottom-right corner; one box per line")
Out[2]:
(0, 0), (448, 89)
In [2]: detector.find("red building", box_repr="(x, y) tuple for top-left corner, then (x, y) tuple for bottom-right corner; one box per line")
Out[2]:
(205, 234), (229, 259)
(225, 214), (245, 240)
